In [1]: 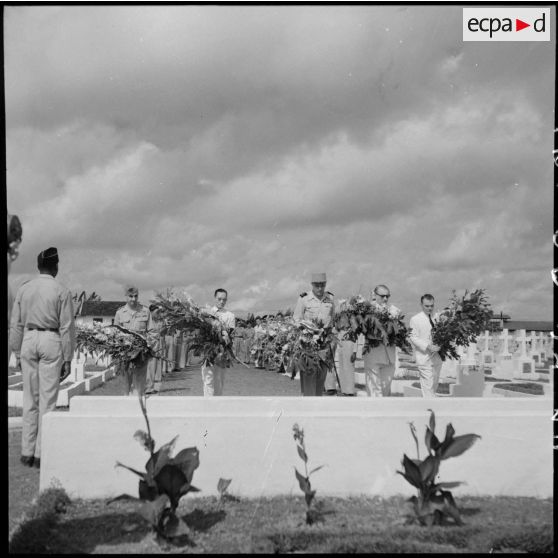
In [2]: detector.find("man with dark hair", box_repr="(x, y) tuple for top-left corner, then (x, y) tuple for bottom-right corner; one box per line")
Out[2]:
(201, 288), (235, 396)
(114, 285), (155, 396)
(9, 247), (75, 468)
(409, 293), (443, 398)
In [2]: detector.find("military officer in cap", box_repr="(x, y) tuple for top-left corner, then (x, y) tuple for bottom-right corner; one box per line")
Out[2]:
(9, 247), (76, 468)
(292, 272), (337, 396)
(114, 285), (155, 396)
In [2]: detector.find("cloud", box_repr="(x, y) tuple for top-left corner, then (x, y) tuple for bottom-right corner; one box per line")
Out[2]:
(5, 5), (554, 320)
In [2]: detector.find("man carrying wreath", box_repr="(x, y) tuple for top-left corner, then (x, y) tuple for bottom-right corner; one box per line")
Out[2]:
(354, 284), (399, 397)
(409, 293), (442, 398)
(292, 272), (337, 396)
(200, 288), (235, 396)
(114, 285), (155, 396)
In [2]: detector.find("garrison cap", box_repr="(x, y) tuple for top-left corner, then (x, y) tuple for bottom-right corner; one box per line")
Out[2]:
(311, 272), (327, 283)
(37, 247), (59, 266)
(124, 284), (139, 295)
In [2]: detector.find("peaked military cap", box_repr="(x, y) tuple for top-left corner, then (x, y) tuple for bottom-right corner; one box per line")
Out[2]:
(37, 247), (59, 266)
(311, 272), (326, 283)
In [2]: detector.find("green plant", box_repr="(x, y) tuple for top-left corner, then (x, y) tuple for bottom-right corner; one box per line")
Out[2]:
(30, 485), (71, 519)
(397, 409), (481, 526)
(108, 394), (200, 540)
(292, 423), (325, 525)
(217, 477), (239, 503)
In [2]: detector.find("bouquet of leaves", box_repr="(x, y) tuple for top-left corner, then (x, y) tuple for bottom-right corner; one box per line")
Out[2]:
(149, 288), (240, 367)
(285, 319), (337, 379)
(76, 323), (162, 369)
(333, 296), (412, 354)
(431, 289), (493, 361)
(259, 318), (296, 369)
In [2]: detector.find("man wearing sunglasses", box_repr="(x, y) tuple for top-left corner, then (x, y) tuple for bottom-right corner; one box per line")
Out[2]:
(360, 284), (399, 397)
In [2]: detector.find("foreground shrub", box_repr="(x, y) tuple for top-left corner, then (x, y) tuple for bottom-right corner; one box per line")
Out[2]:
(9, 485), (71, 553)
(292, 423), (325, 524)
(28, 486), (71, 519)
(108, 394), (200, 540)
(397, 409), (481, 526)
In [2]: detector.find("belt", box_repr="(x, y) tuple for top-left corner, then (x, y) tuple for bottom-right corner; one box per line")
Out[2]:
(27, 326), (59, 333)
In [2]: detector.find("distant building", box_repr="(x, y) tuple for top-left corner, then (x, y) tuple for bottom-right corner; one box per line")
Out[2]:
(75, 300), (125, 326)
(488, 312), (552, 332)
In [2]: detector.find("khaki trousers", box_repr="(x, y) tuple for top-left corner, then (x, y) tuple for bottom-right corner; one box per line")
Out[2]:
(124, 361), (148, 396)
(363, 353), (395, 397)
(335, 339), (356, 395)
(20, 330), (63, 458)
(201, 363), (226, 396)
(146, 356), (162, 392)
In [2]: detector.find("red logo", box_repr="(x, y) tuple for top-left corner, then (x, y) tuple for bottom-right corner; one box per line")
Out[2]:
(516, 19), (530, 32)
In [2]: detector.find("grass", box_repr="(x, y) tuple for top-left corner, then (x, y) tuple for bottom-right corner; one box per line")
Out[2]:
(8, 493), (553, 554)
(493, 382), (544, 395)
(411, 381), (451, 395)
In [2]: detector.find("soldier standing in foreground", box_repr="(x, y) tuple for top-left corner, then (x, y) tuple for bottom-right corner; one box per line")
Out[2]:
(9, 247), (75, 468)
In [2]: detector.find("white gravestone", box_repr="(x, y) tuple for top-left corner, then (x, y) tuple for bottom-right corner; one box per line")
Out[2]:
(65, 351), (86, 384)
(528, 332), (540, 363)
(479, 330), (495, 371)
(512, 330), (535, 380)
(494, 329), (514, 380)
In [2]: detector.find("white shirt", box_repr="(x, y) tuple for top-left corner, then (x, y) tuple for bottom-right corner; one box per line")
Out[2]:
(211, 306), (235, 330)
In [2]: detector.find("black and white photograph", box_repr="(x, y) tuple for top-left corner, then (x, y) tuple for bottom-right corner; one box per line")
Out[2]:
(6, 3), (554, 553)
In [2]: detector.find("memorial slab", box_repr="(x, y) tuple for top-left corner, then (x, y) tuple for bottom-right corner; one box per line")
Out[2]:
(41, 397), (552, 500)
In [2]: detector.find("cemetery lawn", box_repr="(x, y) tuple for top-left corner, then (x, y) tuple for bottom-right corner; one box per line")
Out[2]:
(9, 493), (553, 554)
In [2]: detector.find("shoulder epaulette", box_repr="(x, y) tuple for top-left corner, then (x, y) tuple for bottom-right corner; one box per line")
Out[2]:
(299, 292), (307, 297)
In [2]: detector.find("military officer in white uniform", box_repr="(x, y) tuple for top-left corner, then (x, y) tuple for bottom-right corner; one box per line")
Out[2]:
(9, 247), (75, 468)
(293, 272), (337, 396)
(114, 285), (155, 396)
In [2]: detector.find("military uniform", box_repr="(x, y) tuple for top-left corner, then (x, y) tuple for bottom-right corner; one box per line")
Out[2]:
(114, 302), (154, 395)
(9, 249), (75, 463)
(293, 289), (337, 396)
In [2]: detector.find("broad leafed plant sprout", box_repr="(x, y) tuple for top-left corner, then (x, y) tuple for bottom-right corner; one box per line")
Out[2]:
(397, 409), (481, 526)
(292, 423), (325, 525)
(108, 395), (200, 540)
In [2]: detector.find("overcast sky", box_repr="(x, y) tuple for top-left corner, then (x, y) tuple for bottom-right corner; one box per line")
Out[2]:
(5, 5), (555, 319)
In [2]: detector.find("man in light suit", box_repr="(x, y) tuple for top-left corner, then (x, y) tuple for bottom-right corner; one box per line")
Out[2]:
(358, 284), (399, 397)
(409, 293), (443, 398)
